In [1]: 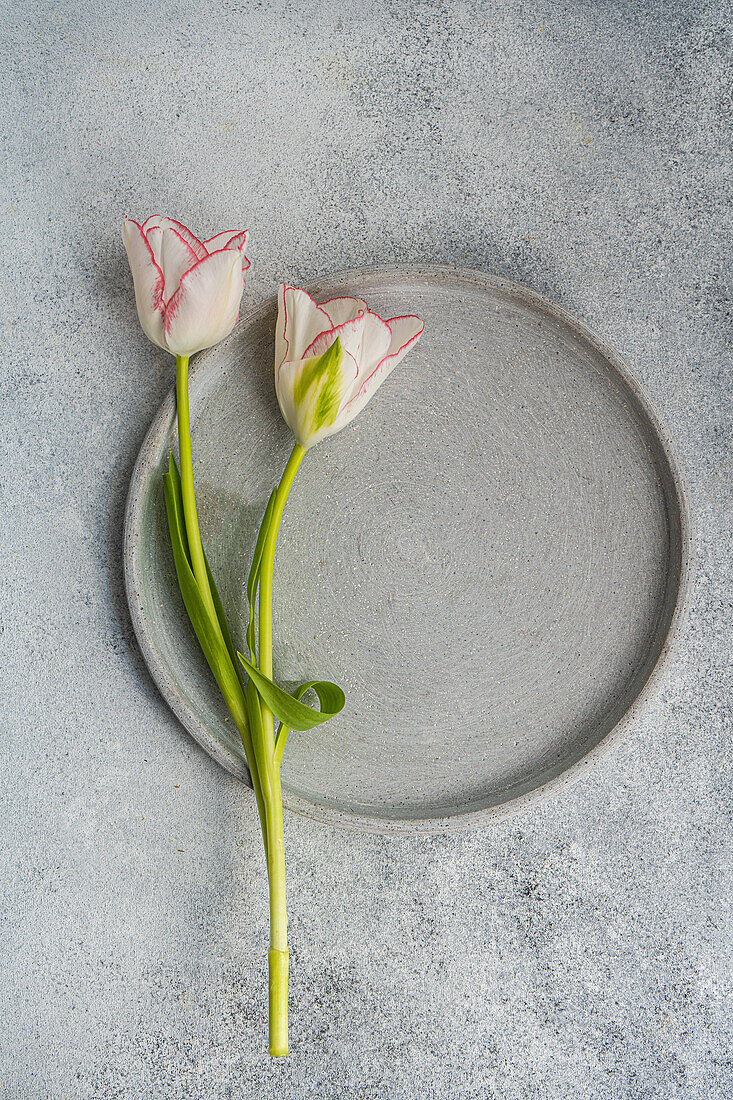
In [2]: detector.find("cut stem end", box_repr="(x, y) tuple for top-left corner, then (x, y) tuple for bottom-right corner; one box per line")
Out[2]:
(268, 948), (289, 1057)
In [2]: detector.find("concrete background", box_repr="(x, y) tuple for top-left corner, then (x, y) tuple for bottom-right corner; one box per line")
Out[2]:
(1, 0), (730, 1096)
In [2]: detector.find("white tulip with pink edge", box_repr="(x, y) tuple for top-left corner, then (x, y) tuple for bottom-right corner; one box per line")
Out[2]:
(123, 215), (249, 357)
(274, 283), (424, 450)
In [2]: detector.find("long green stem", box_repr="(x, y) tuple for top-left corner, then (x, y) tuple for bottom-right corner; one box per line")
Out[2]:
(258, 442), (306, 1057)
(173, 357), (306, 1057)
(174, 354), (267, 844)
(176, 355), (218, 625)
(259, 444), (306, 687)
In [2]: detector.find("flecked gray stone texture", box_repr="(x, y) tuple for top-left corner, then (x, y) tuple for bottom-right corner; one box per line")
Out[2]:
(1, 1), (730, 1097)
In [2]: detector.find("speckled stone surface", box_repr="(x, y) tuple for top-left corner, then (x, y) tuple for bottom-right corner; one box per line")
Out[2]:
(1, 1), (730, 1097)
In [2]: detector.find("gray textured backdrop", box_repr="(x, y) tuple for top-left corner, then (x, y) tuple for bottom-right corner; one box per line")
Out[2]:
(1, 1), (730, 1097)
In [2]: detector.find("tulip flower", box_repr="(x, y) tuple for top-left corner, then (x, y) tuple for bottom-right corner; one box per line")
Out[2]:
(123, 215), (249, 356)
(123, 217), (271, 1044)
(274, 284), (424, 449)
(226, 286), (423, 1055)
(126, 233), (423, 1057)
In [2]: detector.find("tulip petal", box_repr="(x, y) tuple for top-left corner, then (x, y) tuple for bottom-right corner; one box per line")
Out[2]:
(227, 231), (251, 272)
(158, 227), (200, 304)
(276, 338), (358, 450)
(319, 295), (368, 327)
(276, 284), (333, 373)
(385, 315), (425, 359)
(204, 231), (250, 285)
(358, 311), (392, 375)
(123, 217), (166, 349)
(163, 249), (243, 356)
(144, 225), (164, 267)
(340, 314), (424, 425)
(142, 215), (208, 261)
(204, 230), (249, 256)
(302, 313), (366, 379)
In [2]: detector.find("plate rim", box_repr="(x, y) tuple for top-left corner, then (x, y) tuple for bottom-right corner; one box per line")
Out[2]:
(123, 263), (693, 834)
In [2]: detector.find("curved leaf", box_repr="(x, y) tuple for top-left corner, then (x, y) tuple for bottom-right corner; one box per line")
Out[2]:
(273, 680), (326, 766)
(163, 467), (243, 714)
(167, 453), (238, 671)
(237, 653), (345, 733)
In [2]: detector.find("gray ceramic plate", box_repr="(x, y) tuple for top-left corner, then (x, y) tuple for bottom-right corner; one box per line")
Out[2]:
(124, 265), (690, 834)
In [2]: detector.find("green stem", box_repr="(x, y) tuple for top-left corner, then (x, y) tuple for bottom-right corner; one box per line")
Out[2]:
(176, 355), (218, 625)
(259, 444), (306, 688)
(174, 354), (268, 846)
(258, 442), (306, 1057)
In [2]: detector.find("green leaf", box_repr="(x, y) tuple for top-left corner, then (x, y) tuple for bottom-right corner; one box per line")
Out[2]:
(167, 453), (238, 672)
(163, 456), (263, 840)
(166, 454), (191, 567)
(273, 680), (325, 765)
(246, 490), (277, 663)
(204, 550), (238, 673)
(163, 468), (242, 713)
(245, 677), (272, 815)
(237, 653), (346, 733)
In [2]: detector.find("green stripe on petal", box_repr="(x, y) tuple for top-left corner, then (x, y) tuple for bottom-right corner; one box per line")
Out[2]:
(292, 337), (346, 442)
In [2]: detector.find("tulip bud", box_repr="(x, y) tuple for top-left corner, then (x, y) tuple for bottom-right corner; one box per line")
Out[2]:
(123, 216), (249, 357)
(274, 284), (423, 449)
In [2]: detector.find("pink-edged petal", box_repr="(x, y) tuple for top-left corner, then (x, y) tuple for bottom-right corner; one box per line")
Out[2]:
(163, 249), (243, 356)
(340, 314), (424, 425)
(123, 217), (166, 349)
(203, 231), (236, 251)
(141, 216), (208, 261)
(275, 284), (333, 371)
(276, 350), (358, 451)
(204, 230), (248, 254)
(204, 231), (250, 284)
(145, 225), (203, 301)
(158, 227), (199, 304)
(226, 232), (251, 275)
(302, 313), (366, 378)
(144, 224), (163, 267)
(358, 311), (392, 374)
(319, 295), (368, 327)
(385, 314), (425, 359)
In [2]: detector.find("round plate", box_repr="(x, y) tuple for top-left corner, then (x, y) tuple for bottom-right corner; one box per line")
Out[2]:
(124, 266), (691, 834)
